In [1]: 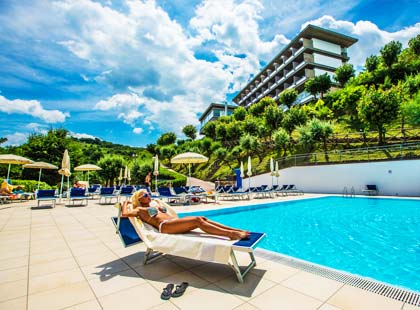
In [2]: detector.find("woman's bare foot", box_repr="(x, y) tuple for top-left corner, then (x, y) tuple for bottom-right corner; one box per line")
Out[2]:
(229, 230), (250, 240)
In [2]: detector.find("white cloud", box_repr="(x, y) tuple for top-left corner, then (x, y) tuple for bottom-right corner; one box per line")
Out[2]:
(133, 127), (143, 134)
(303, 15), (420, 70)
(0, 95), (68, 123)
(3, 132), (27, 146)
(69, 132), (98, 140)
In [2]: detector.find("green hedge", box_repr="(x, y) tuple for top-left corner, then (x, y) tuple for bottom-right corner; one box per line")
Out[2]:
(1, 179), (54, 192)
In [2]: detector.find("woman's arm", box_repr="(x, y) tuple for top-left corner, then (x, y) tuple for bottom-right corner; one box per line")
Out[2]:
(121, 201), (148, 217)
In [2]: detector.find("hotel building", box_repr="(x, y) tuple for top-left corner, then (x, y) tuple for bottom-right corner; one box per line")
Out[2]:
(232, 24), (358, 107)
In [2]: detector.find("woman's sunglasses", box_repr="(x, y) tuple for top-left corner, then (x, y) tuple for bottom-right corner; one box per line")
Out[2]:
(142, 193), (149, 198)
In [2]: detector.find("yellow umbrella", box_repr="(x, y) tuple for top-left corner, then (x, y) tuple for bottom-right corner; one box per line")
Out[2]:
(0, 154), (33, 179)
(270, 157), (275, 187)
(118, 167), (123, 185)
(23, 161), (58, 190)
(275, 161), (280, 186)
(127, 168), (131, 184)
(171, 152), (208, 187)
(58, 149), (71, 198)
(74, 164), (102, 184)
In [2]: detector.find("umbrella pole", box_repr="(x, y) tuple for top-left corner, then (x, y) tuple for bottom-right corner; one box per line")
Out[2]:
(37, 168), (42, 191)
(6, 163), (11, 179)
(87, 171), (90, 185)
(155, 175), (158, 193)
(188, 163), (191, 188)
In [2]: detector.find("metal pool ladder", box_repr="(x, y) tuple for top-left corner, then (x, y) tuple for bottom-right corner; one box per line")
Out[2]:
(342, 186), (355, 197)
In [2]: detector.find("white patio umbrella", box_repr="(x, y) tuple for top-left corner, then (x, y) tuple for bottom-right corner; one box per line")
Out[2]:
(270, 157), (275, 188)
(23, 162), (58, 190)
(240, 161), (244, 178)
(74, 164), (102, 184)
(127, 168), (131, 184)
(0, 154), (33, 179)
(275, 161), (280, 186)
(58, 149), (71, 199)
(171, 152), (208, 187)
(247, 156), (252, 190)
(118, 167), (123, 185)
(153, 155), (159, 192)
(124, 165), (128, 184)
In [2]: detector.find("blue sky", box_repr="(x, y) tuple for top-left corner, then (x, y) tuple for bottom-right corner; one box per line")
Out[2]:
(0, 0), (419, 147)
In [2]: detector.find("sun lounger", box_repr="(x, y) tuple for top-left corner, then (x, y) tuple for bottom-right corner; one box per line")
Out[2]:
(0, 195), (10, 204)
(68, 188), (88, 206)
(362, 184), (379, 196)
(35, 189), (57, 208)
(113, 202), (266, 283)
(118, 186), (135, 201)
(157, 187), (184, 205)
(98, 187), (118, 204)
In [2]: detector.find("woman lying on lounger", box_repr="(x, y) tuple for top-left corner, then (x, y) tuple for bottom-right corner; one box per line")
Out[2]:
(121, 189), (250, 240)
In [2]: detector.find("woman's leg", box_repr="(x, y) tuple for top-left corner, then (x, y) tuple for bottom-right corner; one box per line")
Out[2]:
(160, 216), (248, 240)
(201, 217), (248, 233)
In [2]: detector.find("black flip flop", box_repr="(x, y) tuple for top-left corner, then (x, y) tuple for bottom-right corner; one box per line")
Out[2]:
(161, 283), (174, 300)
(171, 282), (189, 298)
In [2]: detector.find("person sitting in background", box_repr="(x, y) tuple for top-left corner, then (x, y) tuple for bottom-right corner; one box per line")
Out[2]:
(122, 189), (250, 240)
(1, 179), (13, 195)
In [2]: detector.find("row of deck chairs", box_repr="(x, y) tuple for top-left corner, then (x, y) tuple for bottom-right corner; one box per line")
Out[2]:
(216, 184), (303, 200)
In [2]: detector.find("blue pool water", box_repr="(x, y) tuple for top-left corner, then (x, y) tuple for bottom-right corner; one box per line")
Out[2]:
(181, 196), (420, 292)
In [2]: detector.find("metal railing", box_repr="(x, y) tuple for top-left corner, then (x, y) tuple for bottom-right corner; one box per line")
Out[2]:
(275, 142), (420, 170)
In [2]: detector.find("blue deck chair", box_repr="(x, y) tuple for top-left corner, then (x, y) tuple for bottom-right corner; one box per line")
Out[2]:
(285, 184), (304, 195)
(157, 187), (183, 204)
(362, 184), (378, 196)
(36, 189), (57, 208)
(98, 187), (118, 204)
(119, 186), (134, 201)
(87, 184), (101, 199)
(68, 188), (88, 206)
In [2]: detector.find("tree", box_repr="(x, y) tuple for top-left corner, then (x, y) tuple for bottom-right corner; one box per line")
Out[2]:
(335, 63), (355, 87)
(239, 134), (260, 158)
(380, 40), (402, 68)
(365, 55), (380, 72)
(307, 118), (334, 161)
(408, 34), (420, 55)
(272, 128), (290, 157)
(264, 105), (284, 135)
(249, 97), (276, 117)
(199, 137), (213, 156)
(0, 137), (7, 145)
(305, 73), (332, 99)
(156, 132), (177, 146)
(215, 123), (228, 142)
(278, 89), (298, 109)
(182, 125), (197, 140)
(97, 155), (125, 186)
(243, 117), (259, 135)
(233, 106), (247, 121)
(358, 86), (401, 144)
(201, 121), (217, 140)
(401, 92), (420, 126)
(282, 107), (308, 135)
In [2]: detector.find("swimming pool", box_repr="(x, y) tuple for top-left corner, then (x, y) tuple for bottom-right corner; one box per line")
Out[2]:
(181, 196), (420, 293)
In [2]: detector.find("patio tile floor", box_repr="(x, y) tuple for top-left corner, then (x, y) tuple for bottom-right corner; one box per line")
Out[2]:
(0, 195), (415, 309)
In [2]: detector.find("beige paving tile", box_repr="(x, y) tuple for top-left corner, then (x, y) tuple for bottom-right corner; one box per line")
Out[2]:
(74, 250), (119, 267)
(29, 249), (73, 265)
(170, 283), (243, 310)
(233, 303), (260, 310)
(0, 279), (27, 302)
(215, 272), (277, 301)
(62, 299), (102, 310)
(29, 268), (86, 295)
(81, 258), (131, 280)
(134, 258), (185, 281)
(0, 266), (27, 284)
(98, 282), (164, 309)
(254, 259), (300, 283)
(318, 303), (344, 310)
(0, 247), (29, 260)
(0, 255), (28, 271)
(149, 302), (181, 310)
(189, 262), (234, 283)
(28, 281), (95, 310)
(249, 284), (323, 310)
(328, 285), (404, 310)
(167, 255), (208, 270)
(402, 303), (420, 310)
(29, 257), (78, 278)
(88, 268), (146, 297)
(0, 296), (26, 310)
(282, 271), (343, 301)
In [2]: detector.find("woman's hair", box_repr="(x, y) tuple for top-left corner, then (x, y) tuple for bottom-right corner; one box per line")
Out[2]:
(132, 189), (148, 208)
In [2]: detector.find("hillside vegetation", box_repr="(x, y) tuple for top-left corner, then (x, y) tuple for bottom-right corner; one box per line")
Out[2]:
(1, 35), (419, 187)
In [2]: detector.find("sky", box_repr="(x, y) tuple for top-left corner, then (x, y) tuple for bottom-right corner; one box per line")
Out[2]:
(0, 0), (419, 147)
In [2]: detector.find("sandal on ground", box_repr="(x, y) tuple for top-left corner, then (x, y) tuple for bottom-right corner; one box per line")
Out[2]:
(161, 283), (174, 300)
(171, 282), (189, 298)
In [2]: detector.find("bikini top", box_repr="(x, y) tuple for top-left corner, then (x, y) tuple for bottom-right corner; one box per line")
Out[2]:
(147, 205), (167, 217)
